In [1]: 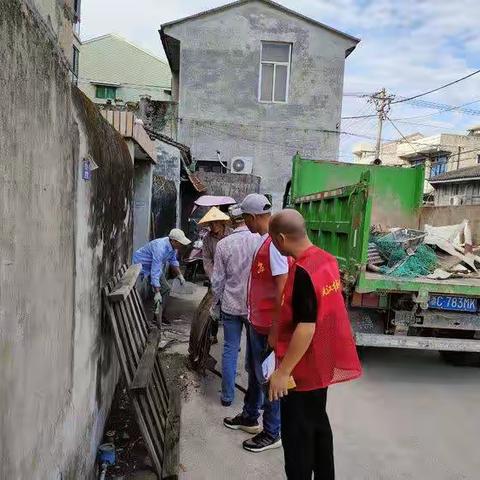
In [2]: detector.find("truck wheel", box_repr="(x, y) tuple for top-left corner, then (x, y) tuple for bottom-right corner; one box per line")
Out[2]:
(439, 351), (480, 367)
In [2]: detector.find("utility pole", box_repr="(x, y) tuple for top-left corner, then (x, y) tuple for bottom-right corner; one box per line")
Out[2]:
(369, 88), (395, 162)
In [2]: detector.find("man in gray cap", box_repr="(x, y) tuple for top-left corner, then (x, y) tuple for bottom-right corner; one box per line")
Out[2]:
(223, 194), (289, 453)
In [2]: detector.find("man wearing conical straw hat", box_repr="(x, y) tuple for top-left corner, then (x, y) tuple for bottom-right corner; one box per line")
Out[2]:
(199, 206), (233, 343)
(199, 207), (233, 279)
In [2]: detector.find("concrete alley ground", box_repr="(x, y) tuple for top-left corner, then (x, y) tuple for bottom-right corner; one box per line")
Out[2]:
(166, 287), (480, 480)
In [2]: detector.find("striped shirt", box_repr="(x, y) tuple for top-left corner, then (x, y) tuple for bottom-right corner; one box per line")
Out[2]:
(211, 226), (259, 316)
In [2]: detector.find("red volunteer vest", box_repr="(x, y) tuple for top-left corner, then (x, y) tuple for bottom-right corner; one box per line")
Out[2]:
(277, 246), (362, 391)
(248, 236), (276, 335)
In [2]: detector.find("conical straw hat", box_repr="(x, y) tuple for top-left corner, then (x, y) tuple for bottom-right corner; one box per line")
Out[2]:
(198, 206), (230, 225)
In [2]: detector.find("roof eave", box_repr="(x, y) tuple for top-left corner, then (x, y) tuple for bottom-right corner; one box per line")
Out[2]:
(430, 176), (480, 185)
(160, 0), (360, 44)
(159, 28), (178, 72)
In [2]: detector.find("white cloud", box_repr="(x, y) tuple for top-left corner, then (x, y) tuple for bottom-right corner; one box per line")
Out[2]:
(81, 0), (480, 160)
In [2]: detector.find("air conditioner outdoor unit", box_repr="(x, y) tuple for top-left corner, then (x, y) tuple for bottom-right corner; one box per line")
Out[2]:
(231, 156), (254, 175)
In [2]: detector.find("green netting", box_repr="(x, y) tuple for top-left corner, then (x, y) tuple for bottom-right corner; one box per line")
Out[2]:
(372, 235), (437, 278)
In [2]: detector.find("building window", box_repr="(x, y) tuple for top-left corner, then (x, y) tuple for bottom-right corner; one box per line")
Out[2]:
(95, 85), (117, 100)
(411, 157), (425, 167)
(430, 155), (447, 178)
(73, 0), (81, 34)
(71, 45), (80, 84)
(259, 42), (291, 103)
(477, 153), (480, 164)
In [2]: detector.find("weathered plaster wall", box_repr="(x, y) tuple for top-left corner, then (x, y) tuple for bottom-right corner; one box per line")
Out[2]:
(154, 142), (182, 229)
(197, 171), (261, 201)
(137, 97), (181, 231)
(32, 0), (76, 67)
(0, 2), (133, 478)
(164, 0), (356, 208)
(420, 205), (480, 243)
(133, 161), (153, 251)
(68, 89), (133, 478)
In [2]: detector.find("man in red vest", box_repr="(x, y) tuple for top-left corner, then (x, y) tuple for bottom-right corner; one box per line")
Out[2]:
(223, 194), (289, 453)
(268, 209), (362, 479)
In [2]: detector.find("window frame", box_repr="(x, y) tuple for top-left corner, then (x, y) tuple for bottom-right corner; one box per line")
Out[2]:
(95, 85), (117, 100)
(429, 155), (448, 179)
(71, 45), (80, 85)
(258, 41), (292, 104)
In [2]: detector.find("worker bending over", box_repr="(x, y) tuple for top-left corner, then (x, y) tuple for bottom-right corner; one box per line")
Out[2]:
(224, 194), (289, 453)
(133, 228), (191, 324)
(268, 209), (362, 479)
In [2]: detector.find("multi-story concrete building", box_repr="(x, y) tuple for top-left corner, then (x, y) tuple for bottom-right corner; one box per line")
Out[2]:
(31, 0), (81, 81)
(353, 128), (480, 190)
(160, 0), (359, 208)
(79, 33), (172, 106)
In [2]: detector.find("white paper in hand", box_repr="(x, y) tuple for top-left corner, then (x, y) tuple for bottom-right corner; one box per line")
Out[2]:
(261, 351), (276, 384)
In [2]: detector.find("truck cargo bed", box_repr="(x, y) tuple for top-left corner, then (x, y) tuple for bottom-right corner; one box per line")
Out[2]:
(358, 271), (480, 296)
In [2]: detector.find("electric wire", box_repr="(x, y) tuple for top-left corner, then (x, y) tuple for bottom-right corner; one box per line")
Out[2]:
(391, 69), (480, 104)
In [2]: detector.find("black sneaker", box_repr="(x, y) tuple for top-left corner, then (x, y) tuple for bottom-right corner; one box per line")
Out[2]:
(243, 431), (282, 453)
(221, 399), (232, 407)
(223, 413), (261, 434)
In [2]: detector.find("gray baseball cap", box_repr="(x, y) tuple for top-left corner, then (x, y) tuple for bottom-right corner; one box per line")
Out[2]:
(240, 194), (272, 215)
(228, 204), (243, 221)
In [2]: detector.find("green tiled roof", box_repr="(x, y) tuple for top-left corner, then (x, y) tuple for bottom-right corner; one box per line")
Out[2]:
(79, 34), (171, 101)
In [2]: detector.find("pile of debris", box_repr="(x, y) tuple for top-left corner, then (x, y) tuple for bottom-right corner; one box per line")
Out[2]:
(368, 220), (480, 280)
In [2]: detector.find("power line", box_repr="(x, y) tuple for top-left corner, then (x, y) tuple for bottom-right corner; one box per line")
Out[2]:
(386, 116), (420, 156)
(391, 69), (480, 105)
(180, 117), (480, 158)
(391, 98), (480, 121)
(341, 114), (376, 119)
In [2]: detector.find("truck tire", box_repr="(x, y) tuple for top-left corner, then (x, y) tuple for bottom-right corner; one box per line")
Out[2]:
(439, 351), (480, 367)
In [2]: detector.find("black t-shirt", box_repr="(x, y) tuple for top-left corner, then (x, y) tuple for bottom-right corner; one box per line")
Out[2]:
(292, 266), (318, 324)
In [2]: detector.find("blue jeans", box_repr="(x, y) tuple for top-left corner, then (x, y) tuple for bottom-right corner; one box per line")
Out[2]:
(242, 324), (281, 438)
(221, 311), (247, 403)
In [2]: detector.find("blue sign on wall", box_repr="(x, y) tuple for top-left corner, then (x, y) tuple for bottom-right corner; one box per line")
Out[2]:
(82, 158), (91, 181)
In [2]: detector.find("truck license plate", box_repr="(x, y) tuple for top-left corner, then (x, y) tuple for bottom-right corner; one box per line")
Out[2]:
(429, 295), (477, 313)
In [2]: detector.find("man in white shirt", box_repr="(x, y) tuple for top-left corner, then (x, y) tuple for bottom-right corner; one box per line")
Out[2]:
(224, 194), (289, 453)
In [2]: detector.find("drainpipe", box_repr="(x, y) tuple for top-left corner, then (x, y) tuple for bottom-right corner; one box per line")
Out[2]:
(457, 146), (461, 170)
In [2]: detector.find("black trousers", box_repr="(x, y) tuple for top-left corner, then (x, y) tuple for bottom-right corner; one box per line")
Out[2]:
(281, 388), (334, 480)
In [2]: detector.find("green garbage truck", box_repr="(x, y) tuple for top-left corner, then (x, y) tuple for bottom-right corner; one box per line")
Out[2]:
(285, 154), (480, 362)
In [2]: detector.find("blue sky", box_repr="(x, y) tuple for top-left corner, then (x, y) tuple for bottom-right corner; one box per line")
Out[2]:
(81, 0), (480, 161)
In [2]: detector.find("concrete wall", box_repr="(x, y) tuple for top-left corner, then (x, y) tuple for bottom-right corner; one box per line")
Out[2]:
(69, 89), (133, 478)
(197, 171), (261, 202)
(154, 141), (182, 229)
(133, 161), (154, 251)
(164, 0), (356, 208)
(433, 181), (480, 207)
(32, 0), (76, 68)
(0, 2), (133, 478)
(419, 205), (480, 243)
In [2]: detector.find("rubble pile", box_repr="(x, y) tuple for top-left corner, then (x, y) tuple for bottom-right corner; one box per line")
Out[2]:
(368, 220), (480, 280)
